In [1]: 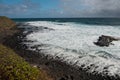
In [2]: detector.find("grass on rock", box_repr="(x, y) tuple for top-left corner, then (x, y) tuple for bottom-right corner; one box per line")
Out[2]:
(0, 44), (40, 80)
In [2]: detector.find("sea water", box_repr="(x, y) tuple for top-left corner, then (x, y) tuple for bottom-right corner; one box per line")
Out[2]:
(14, 18), (120, 77)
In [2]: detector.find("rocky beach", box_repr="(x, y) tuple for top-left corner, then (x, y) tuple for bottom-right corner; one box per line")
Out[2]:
(0, 16), (53, 80)
(1, 17), (120, 80)
(8, 20), (120, 80)
(1, 0), (120, 79)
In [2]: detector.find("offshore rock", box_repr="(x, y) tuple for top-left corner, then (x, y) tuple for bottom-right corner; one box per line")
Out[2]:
(94, 35), (120, 47)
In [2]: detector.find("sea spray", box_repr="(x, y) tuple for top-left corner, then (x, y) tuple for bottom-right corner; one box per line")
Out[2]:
(19, 21), (120, 77)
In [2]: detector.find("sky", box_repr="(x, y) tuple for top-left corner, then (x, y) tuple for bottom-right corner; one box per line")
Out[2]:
(0, 0), (120, 18)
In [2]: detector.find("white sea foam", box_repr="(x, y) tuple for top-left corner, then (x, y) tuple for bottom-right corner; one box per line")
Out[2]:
(23, 21), (120, 76)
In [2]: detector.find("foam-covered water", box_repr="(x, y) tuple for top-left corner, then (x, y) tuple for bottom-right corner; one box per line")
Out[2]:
(21, 21), (120, 77)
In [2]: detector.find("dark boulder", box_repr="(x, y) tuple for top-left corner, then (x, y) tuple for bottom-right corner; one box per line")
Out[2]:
(94, 35), (120, 47)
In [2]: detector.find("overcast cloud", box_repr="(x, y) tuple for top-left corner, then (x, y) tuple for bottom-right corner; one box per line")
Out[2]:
(0, 0), (120, 17)
(60, 0), (120, 17)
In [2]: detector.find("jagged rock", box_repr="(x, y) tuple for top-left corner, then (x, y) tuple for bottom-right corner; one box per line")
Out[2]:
(94, 35), (120, 47)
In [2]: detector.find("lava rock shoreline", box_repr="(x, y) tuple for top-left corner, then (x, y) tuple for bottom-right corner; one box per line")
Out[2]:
(4, 22), (120, 80)
(0, 16), (54, 80)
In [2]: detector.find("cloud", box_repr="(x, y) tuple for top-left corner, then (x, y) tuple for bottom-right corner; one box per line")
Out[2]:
(0, 4), (27, 14)
(1, 0), (120, 17)
(0, 0), (40, 17)
(60, 0), (120, 17)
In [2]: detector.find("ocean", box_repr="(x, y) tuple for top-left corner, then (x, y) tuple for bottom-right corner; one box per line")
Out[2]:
(13, 18), (120, 77)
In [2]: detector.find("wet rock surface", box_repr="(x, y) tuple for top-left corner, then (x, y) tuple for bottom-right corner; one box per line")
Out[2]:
(94, 35), (120, 47)
(3, 24), (120, 80)
(17, 22), (54, 33)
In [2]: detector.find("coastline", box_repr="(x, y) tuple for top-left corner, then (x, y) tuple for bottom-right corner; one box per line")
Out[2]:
(0, 17), (53, 80)
(3, 22), (120, 80)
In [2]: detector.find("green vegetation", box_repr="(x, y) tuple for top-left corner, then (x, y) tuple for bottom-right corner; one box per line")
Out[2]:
(0, 16), (16, 30)
(0, 16), (17, 43)
(0, 16), (53, 80)
(0, 44), (40, 80)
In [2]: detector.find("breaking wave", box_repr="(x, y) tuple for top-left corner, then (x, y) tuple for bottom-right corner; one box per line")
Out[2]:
(20, 21), (120, 77)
